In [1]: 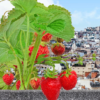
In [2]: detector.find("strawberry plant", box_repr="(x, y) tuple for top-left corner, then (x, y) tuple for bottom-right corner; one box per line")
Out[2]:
(0, 0), (77, 99)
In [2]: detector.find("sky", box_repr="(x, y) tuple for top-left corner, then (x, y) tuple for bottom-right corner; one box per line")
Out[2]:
(0, 0), (100, 31)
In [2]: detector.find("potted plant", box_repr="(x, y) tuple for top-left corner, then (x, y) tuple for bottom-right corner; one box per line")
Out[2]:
(0, 0), (80, 100)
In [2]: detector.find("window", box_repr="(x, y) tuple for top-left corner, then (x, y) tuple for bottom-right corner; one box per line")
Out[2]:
(91, 64), (94, 68)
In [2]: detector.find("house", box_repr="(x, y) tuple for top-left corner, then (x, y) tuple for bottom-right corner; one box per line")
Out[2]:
(72, 62), (96, 77)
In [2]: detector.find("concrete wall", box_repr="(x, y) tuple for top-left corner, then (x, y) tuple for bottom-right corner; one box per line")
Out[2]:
(0, 90), (100, 100)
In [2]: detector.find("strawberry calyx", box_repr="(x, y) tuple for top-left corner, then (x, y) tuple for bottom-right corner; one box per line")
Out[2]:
(52, 42), (65, 48)
(60, 65), (72, 78)
(30, 77), (38, 81)
(43, 67), (58, 79)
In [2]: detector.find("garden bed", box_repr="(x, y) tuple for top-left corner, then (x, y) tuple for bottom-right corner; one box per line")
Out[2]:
(0, 90), (100, 100)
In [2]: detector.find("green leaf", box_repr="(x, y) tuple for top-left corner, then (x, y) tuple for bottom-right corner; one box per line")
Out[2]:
(9, 30), (20, 47)
(47, 5), (74, 42)
(6, 14), (26, 40)
(19, 25), (35, 32)
(0, 47), (14, 63)
(47, 19), (65, 33)
(36, 54), (46, 64)
(10, 0), (37, 14)
(0, 78), (5, 88)
(0, 20), (11, 38)
(14, 48), (24, 59)
(8, 9), (24, 21)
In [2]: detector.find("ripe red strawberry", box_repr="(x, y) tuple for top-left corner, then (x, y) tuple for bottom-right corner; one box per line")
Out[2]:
(41, 77), (61, 100)
(71, 70), (77, 77)
(30, 77), (40, 89)
(29, 45), (49, 59)
(3, 73), (14, 85)
(51, 43), (65, 56)
(60, 71), (77, 77)
(60, 71), (77, 90)
(16, 80), (20, 90)
(41, 77), (45, 81)
(42, 33), (52, 42)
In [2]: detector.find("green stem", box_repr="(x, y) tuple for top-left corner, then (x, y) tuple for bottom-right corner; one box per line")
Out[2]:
(23, 15), (30, 79)
(25, 34), (42, 89)
(4, 38), (24, 90)
(20, 31), (24, 56)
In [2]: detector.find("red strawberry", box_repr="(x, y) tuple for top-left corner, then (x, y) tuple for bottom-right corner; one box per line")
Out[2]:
(13, 65), (17, 68)
(59, 71), (66, 77)
(42, 31), (46, 35)
(3, 73), (14, 85)
(42, 33), (52, 42)
(29, 45), (49, 59)
(41, 78), (61, 100)
(16, 80), (20, 90)
(71, 70), (77, 77)
(30, 77), (40, 89)
(34, 32), (38, 37)
(51, 43), (65, 56)
(22, 61), (24, 65)
(60, 71), (77, 90)
(41, 77), (45, 81)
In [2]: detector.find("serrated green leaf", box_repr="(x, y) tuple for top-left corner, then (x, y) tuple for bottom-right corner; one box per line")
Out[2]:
(47, 19), (65, 33)
(6, 14), (26, 39)
(37, 54), (46, 60)
(9, 30), (20, 47)
(0, 20), (11, 38)
(47, 5), (74, 42)
(10, 0), (37, 14)
(8, 9), (24, 21)
(14, 48), (24, 59)
(0, 48), (14, 63)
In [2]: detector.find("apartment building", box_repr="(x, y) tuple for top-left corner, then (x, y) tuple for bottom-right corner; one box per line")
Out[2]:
(72, 62), (96, 77)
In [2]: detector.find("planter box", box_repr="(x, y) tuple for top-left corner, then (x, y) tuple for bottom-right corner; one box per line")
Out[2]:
(0, 90), (100, 100)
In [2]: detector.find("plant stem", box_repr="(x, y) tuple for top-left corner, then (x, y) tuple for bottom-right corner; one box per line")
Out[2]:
(23, 15), (30, 81)
(4, 38), (24, 90)
(25, 34), (42, 89)
(20, 31), (24, 56)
